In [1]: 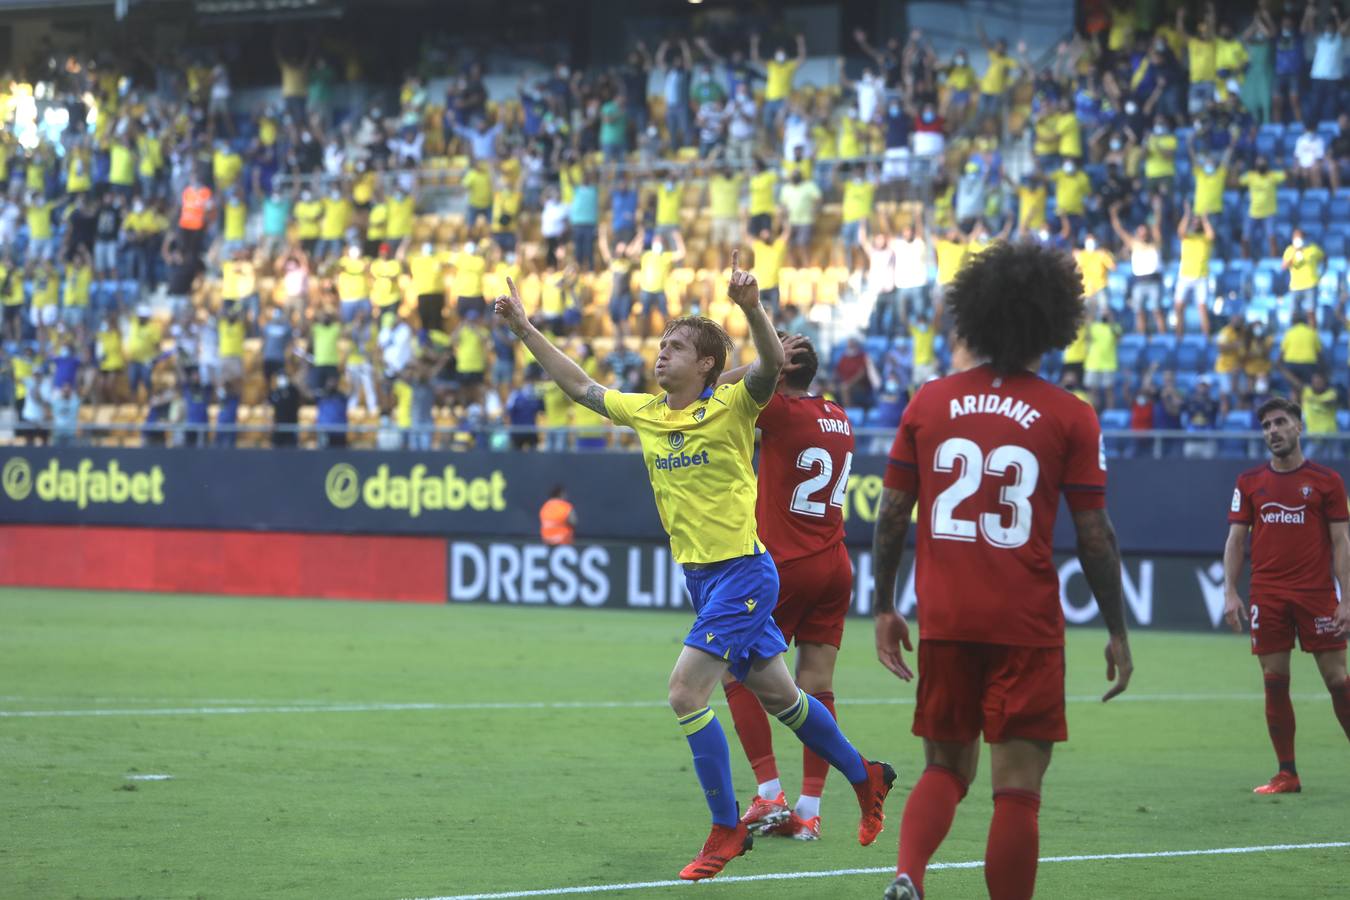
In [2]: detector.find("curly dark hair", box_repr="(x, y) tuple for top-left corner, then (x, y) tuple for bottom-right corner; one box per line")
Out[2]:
(776, 330), (819, 390)
(947, 240), (1085, 375)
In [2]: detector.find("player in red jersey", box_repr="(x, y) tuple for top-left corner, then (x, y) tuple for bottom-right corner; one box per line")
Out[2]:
(870, 241), (1134, 900)
(714, 333), (857, 841)
(1223, 395), (1350, 795)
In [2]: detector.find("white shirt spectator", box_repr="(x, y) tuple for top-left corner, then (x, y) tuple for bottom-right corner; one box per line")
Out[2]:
(854, 72), (886, 124)
(0, 198), (19, 251)
(864, 242), (897, 293)
(1294, 131), (1327, 169)
(48, 385), (80, 442)
(727, 94), (757, 141)
(1311, 33), (1345, 81)
(209, 64), (231, 104)
(1131, 242), (1160, 277)
(893, 236), (930, 290)
(198, 318), (219, 369)
(540, 198), (569, 239)
(663, 69), (684, 106)
(782, 113), (811, 161)
(378, 319), (414, 376)
(696, 102), (726, 146)
(912, 128), (946, 159)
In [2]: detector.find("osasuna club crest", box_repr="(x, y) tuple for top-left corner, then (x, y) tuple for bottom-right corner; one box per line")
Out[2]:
(1301, 485), (1312, 498)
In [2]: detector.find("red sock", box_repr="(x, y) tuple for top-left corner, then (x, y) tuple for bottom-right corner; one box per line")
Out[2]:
(1330, 677), (1350, 742)
(897, 765), (967, 895)
(722, 680), (778, 785)
(799, 690), (835, 800)
(985, 789), (1041, 900)
(1264, 674), (1297, 771)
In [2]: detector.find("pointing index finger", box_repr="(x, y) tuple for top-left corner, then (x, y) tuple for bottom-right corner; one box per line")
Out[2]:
(730, 248), (739, 273)
(505, 276), (519, 300)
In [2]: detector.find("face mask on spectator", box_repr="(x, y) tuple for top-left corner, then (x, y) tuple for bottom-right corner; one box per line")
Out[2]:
(1153, 123), (1166, 135)
(1063, 161), (1076, 174)
(1124, 101), (1138, 115)
(1037, 228), (1050, 241)
(775, 51), (787, 63)
(1109, 138), (1122, 150)
(1203, 161), (1217, 174)
(276, 375), (289, 389)
(1292, 236), (1304, 248)
(1084, 238), (1097, 251)
(889, 103), (901, 115)
(954, 54), (967, 66)
(422, 242), (434, 256)
(652, 241), (664, 254)
(921, 110), (935, 123)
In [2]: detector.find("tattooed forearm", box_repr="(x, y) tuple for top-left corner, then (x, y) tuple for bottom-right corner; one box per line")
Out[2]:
(1072, 507), (1128, 636)
(744, 360), (778, 405)
(871, 487), (916, 616)
(578, 383), (608, 416)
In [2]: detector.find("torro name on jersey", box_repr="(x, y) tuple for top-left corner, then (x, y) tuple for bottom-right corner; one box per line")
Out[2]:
(948, 394), (1042, 430)
(816, 417), (851, 435)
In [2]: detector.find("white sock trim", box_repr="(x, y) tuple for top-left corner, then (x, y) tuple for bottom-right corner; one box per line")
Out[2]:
(757, 778), (783, 800)
(795, 794), (821, 819)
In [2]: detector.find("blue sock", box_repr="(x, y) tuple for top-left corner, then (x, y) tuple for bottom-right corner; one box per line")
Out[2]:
(679, 707), (739, 827)
(775, 689), (867, 784)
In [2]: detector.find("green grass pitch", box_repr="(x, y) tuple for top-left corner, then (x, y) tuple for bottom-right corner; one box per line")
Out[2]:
(2, 588), (1347, 899)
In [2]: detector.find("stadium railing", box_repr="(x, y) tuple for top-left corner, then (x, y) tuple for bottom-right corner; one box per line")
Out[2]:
(11, 422), (1344, 461)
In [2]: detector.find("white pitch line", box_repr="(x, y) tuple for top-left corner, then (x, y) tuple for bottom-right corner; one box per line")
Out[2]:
(408, 841), (1350, 900)
(0, 691), (1328, 719)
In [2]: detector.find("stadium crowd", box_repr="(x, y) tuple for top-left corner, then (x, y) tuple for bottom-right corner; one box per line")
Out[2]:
(1, 1), (1349, 454)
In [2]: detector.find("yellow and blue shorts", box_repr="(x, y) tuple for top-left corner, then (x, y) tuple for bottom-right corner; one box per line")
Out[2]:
(682, 551), (788, 681)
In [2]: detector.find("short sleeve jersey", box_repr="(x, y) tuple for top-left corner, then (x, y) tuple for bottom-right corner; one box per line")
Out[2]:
(884, 366), (1107, 647)
(605, 381), (769, 565)
(755, 393), (855, 564)
(1228, 461), (1348, 595)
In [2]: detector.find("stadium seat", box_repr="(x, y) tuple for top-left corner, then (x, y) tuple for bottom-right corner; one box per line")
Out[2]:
(1338, 410), (1350, 433)
(1117, 334), (1146, 371)
(1176, 336), (1207, 372)
(1254, 132), (1278, 159)
(1297, 197), (1327, 228)
(1144, 335), (1175, 369)
(843, 406), (865, 425)
(1333, 339), (1350, 372)
(1329, 195), (1350, 224)
(1275, 188), (1300, 213)
(1302, 187), (1331, 205)
(1325, 232), (1348, 258)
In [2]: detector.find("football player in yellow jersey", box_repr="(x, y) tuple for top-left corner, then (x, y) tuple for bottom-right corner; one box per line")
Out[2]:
(492, 254), (894, 881)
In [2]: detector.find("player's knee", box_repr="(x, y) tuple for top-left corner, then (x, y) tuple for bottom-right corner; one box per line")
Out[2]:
(1319, 666), (1348, 692)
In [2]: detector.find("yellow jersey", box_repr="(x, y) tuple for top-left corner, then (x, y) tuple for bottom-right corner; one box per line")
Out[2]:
(1074, 248), (1115, 296)
(1215, 324), (1244, 374)
(935, 239), (968, 286)
(1240, 170), (1285, 219)
(1179, 234), (1211, 279)
(109, 142), (136, 186)
(457, 326), (487, 374)
(1017, 184), (1047, 231)
(223, 199), (247, 242)
(366, 202), (388, 241)
(1284, 244), (1324, 292)
(541, 381), (572, 428)
(220, 261), (255, 300)
(293, 200), (322, 239)
(1188, 37), (1217, 84)
(370, 258), (403, 309)
(1056, 115), (1083, 158)
(749, 171), (778, 216)
(1063, 324), (1088, 365)
(1085, 322), (1120, 373)
(320, 198), (350, 240)
(640, 249), (675, 294)
(1280, 323), (1320, 364)
(1193, 165), (1226, 217)
(655, 183), (682, 227)
(1053, 170), (1090, 215)
(128, 319), (162, 363)
(603, 380), (769, 564)
(490, 190), (520, 231)
(387, 195), (415, 240)
(911, 323), (935, 367)
(708, 175), (741, 219)
(1302, 386), (1338, 434)
(980, 51), (1014, 95)
(750, 239), (785, 291)
(463, 168), (492, 209)
(452, 253), (486, 298)
(764, 60), (799, 102)
(408, 252), (445, 296)
(64, 264), (92, 307)
(1144, 134), (1178, 179)
(98, 328), (124, 371)
(337, 257), (369, 301)
(841, 180), (875, 224)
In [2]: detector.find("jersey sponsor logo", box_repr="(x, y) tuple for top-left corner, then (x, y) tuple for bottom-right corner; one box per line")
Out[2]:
(1231, 488), (1242, 513)
(653, 449), (711, 471)
(1259, 501), (1306, 524)
(947, 393), (1042, 430)
(668, 431), (685, 450)
(817, 417), (851, 435)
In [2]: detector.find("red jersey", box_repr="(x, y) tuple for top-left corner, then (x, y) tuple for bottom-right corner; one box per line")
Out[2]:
(1228, 460), (1348, 595)
(755, 393), (855, 564)
(885, 365), (1107, 647)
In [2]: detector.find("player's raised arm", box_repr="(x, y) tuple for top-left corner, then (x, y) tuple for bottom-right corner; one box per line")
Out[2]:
(872, 486), (916, 681)
(1070, 507), (1133, 701)
(727, 248), (784, 404)
(1222, 522), (1251, 633)
(493, 277), (608, 416)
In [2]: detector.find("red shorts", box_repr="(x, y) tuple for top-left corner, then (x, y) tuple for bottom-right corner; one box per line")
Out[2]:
(912, 640), (1068, 744)
(1249, 592), (1347, 656)
(770, 542), (853, 648)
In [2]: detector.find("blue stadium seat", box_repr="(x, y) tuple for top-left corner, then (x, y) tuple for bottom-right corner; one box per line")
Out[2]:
(1275, 188), (1301, 212)
(844, 406), (866, 425)
(863, 336), (889, 363)
(1145, 335), (1175, 369)
(1325, 232), (1348, 258)
(1333, 338), (1349, 371)
(1174, 372), (1199, 394)
(1302, 187), (1331, 205)
(1298, 197), (1327, 227)
(1117, 334), (1145, 371)
(1254, 132), (1278, 159)
(1100, 409), (1130, 431)
(1338, 410), (1350, 433)
(1319, 270), (1343, 302)
(1176, 335), (1207, 372)
(1329, 196), (1350, 223)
